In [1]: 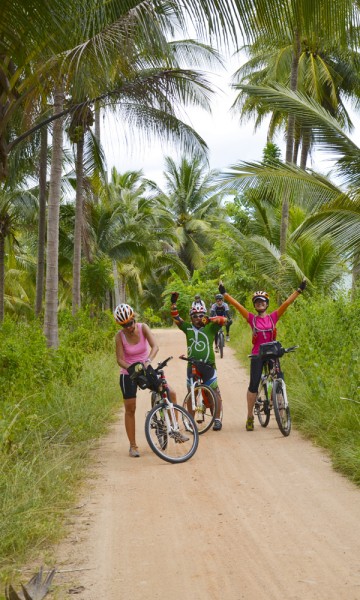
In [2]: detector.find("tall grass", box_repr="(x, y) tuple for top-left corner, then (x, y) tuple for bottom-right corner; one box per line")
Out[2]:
(0, 312), (121, 586)
(230, 294), (360, 485)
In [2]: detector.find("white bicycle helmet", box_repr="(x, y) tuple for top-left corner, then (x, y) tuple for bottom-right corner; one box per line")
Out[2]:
(189, 305), (207, 317)
(114, 303), (135, 325)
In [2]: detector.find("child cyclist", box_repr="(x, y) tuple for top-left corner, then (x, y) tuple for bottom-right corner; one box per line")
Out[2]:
(170, 292), (227, 431)
(218, 280), (306, 431)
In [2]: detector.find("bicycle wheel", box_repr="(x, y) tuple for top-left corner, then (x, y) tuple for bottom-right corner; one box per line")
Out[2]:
(183, 384), (218, 434)
(272, 378), (291, 436)
(218, 331), (224, 358)
(254, 379), (271, 427)
(145, 403), (199, 463)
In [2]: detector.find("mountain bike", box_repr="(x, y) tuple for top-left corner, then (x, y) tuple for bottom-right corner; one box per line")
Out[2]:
(179, 355), (219, 434)
(251, 341), (298, 437)
(217, 327), (225, 358)
(132, 357), (199, 463)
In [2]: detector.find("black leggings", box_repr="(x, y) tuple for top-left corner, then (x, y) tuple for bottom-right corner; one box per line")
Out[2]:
(249, 356), (284, 393)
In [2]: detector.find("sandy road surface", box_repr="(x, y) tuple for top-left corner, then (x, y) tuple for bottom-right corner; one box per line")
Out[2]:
(54, 328), (360, 599)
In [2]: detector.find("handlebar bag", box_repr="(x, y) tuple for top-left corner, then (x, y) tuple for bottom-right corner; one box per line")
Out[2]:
(259, 341), (284, 358)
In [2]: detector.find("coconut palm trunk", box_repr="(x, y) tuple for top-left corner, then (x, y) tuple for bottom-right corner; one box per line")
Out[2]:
(280, 29), (301, 256)
(112, 260), (121, 305)
(72, 132), (84, 314)
(44, 83), (64, 348)
(35, 125), (48, 316)
(0, 232), (5, 322)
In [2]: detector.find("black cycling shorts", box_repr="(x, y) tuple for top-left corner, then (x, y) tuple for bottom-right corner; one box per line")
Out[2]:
(248, 355), (264, 393)
(120, 373), (138, 400)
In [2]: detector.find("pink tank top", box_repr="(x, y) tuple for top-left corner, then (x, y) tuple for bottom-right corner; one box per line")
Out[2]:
(120, 323), (149, 374)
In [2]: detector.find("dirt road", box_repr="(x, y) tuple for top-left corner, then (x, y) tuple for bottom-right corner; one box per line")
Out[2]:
(54, 328), (360, 599)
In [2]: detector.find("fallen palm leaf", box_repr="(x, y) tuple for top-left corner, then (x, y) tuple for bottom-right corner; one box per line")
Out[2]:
(5, 567), (56, 600)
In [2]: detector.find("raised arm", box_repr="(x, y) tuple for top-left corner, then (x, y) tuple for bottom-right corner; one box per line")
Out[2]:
(170, 291), (184, 327)
(277, 279), (307, 318)
(219, 282), (249, 321)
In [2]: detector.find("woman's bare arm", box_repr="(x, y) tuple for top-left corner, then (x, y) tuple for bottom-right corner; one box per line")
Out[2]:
(141, 323), (159, 362)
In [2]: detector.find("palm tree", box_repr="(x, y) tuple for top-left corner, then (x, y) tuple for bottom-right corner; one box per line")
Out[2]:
(44, 83), (65, 348)
(220, 85), (360, 293)
(229, 1), (360, 254)
(0, 188), (35, 322)
(150, 155), (226, 274)
(231, 37), (359, 168)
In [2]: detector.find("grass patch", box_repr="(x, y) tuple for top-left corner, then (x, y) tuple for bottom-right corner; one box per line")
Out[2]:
(0, 351), (120, 587)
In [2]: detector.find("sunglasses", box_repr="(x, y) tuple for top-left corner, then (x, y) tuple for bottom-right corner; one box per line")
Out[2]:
(122, 319), (135, 328)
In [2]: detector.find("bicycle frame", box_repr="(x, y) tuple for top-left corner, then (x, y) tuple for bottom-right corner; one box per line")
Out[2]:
(179, 354), (218, 434)
(252, 343), (297, 436)
(151, 361), (183, 435)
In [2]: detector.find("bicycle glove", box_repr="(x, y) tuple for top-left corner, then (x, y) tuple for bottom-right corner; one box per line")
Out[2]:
(218, 281), (226, 295)
(171, 292), (179, 304)
(297, 279), (307, 293)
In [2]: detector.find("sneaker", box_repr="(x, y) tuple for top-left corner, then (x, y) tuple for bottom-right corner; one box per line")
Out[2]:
(213, 418), (222, 431)
(226, 336), (230, 342)
(174, 431), (189, 443)
(215, 346), (219, 353)
(245, 416), (254, 431)
(129, 446), (140, 457)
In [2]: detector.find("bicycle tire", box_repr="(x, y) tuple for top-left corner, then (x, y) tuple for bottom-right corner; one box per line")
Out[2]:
(272, 379), (291, 436)
(145, 403), (199, 463)
(218, 330), (224, 358)
(182, 384), (218, 434)
(254, 379), (271, 427)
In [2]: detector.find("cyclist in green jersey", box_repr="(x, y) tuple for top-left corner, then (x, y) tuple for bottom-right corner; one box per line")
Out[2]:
(170, 292), (227, 430)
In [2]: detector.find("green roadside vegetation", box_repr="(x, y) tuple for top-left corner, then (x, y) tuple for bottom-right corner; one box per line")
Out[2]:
(230, 294), (360, 486)
(0, 312), (120, 588)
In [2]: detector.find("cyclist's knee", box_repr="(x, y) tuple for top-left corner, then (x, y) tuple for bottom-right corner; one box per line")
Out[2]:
(125, 398), (136, 414)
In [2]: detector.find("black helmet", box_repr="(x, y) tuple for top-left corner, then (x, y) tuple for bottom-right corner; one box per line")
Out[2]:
(215, 294), (223, 300)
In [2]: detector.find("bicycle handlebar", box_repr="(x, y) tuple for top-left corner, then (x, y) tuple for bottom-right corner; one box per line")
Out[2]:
(178, 354), (213, 368)
(154, 356), (173, 371)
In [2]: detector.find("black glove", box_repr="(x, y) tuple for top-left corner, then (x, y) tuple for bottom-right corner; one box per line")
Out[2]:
(218, 281), (226, 295)
(127, 362), (144, 379)
(171, 292), (179, 304)
(297, 279), (307, 293)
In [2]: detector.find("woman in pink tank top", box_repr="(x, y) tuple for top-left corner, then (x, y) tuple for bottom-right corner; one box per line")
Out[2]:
(114, 303), (159, 457)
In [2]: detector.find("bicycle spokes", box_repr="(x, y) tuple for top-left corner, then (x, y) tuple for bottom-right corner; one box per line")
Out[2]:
(183, 385), (218, 434)
(145, 403), (199, 463)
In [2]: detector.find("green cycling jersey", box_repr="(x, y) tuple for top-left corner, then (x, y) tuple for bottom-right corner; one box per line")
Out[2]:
(178, 320), (220, 366)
